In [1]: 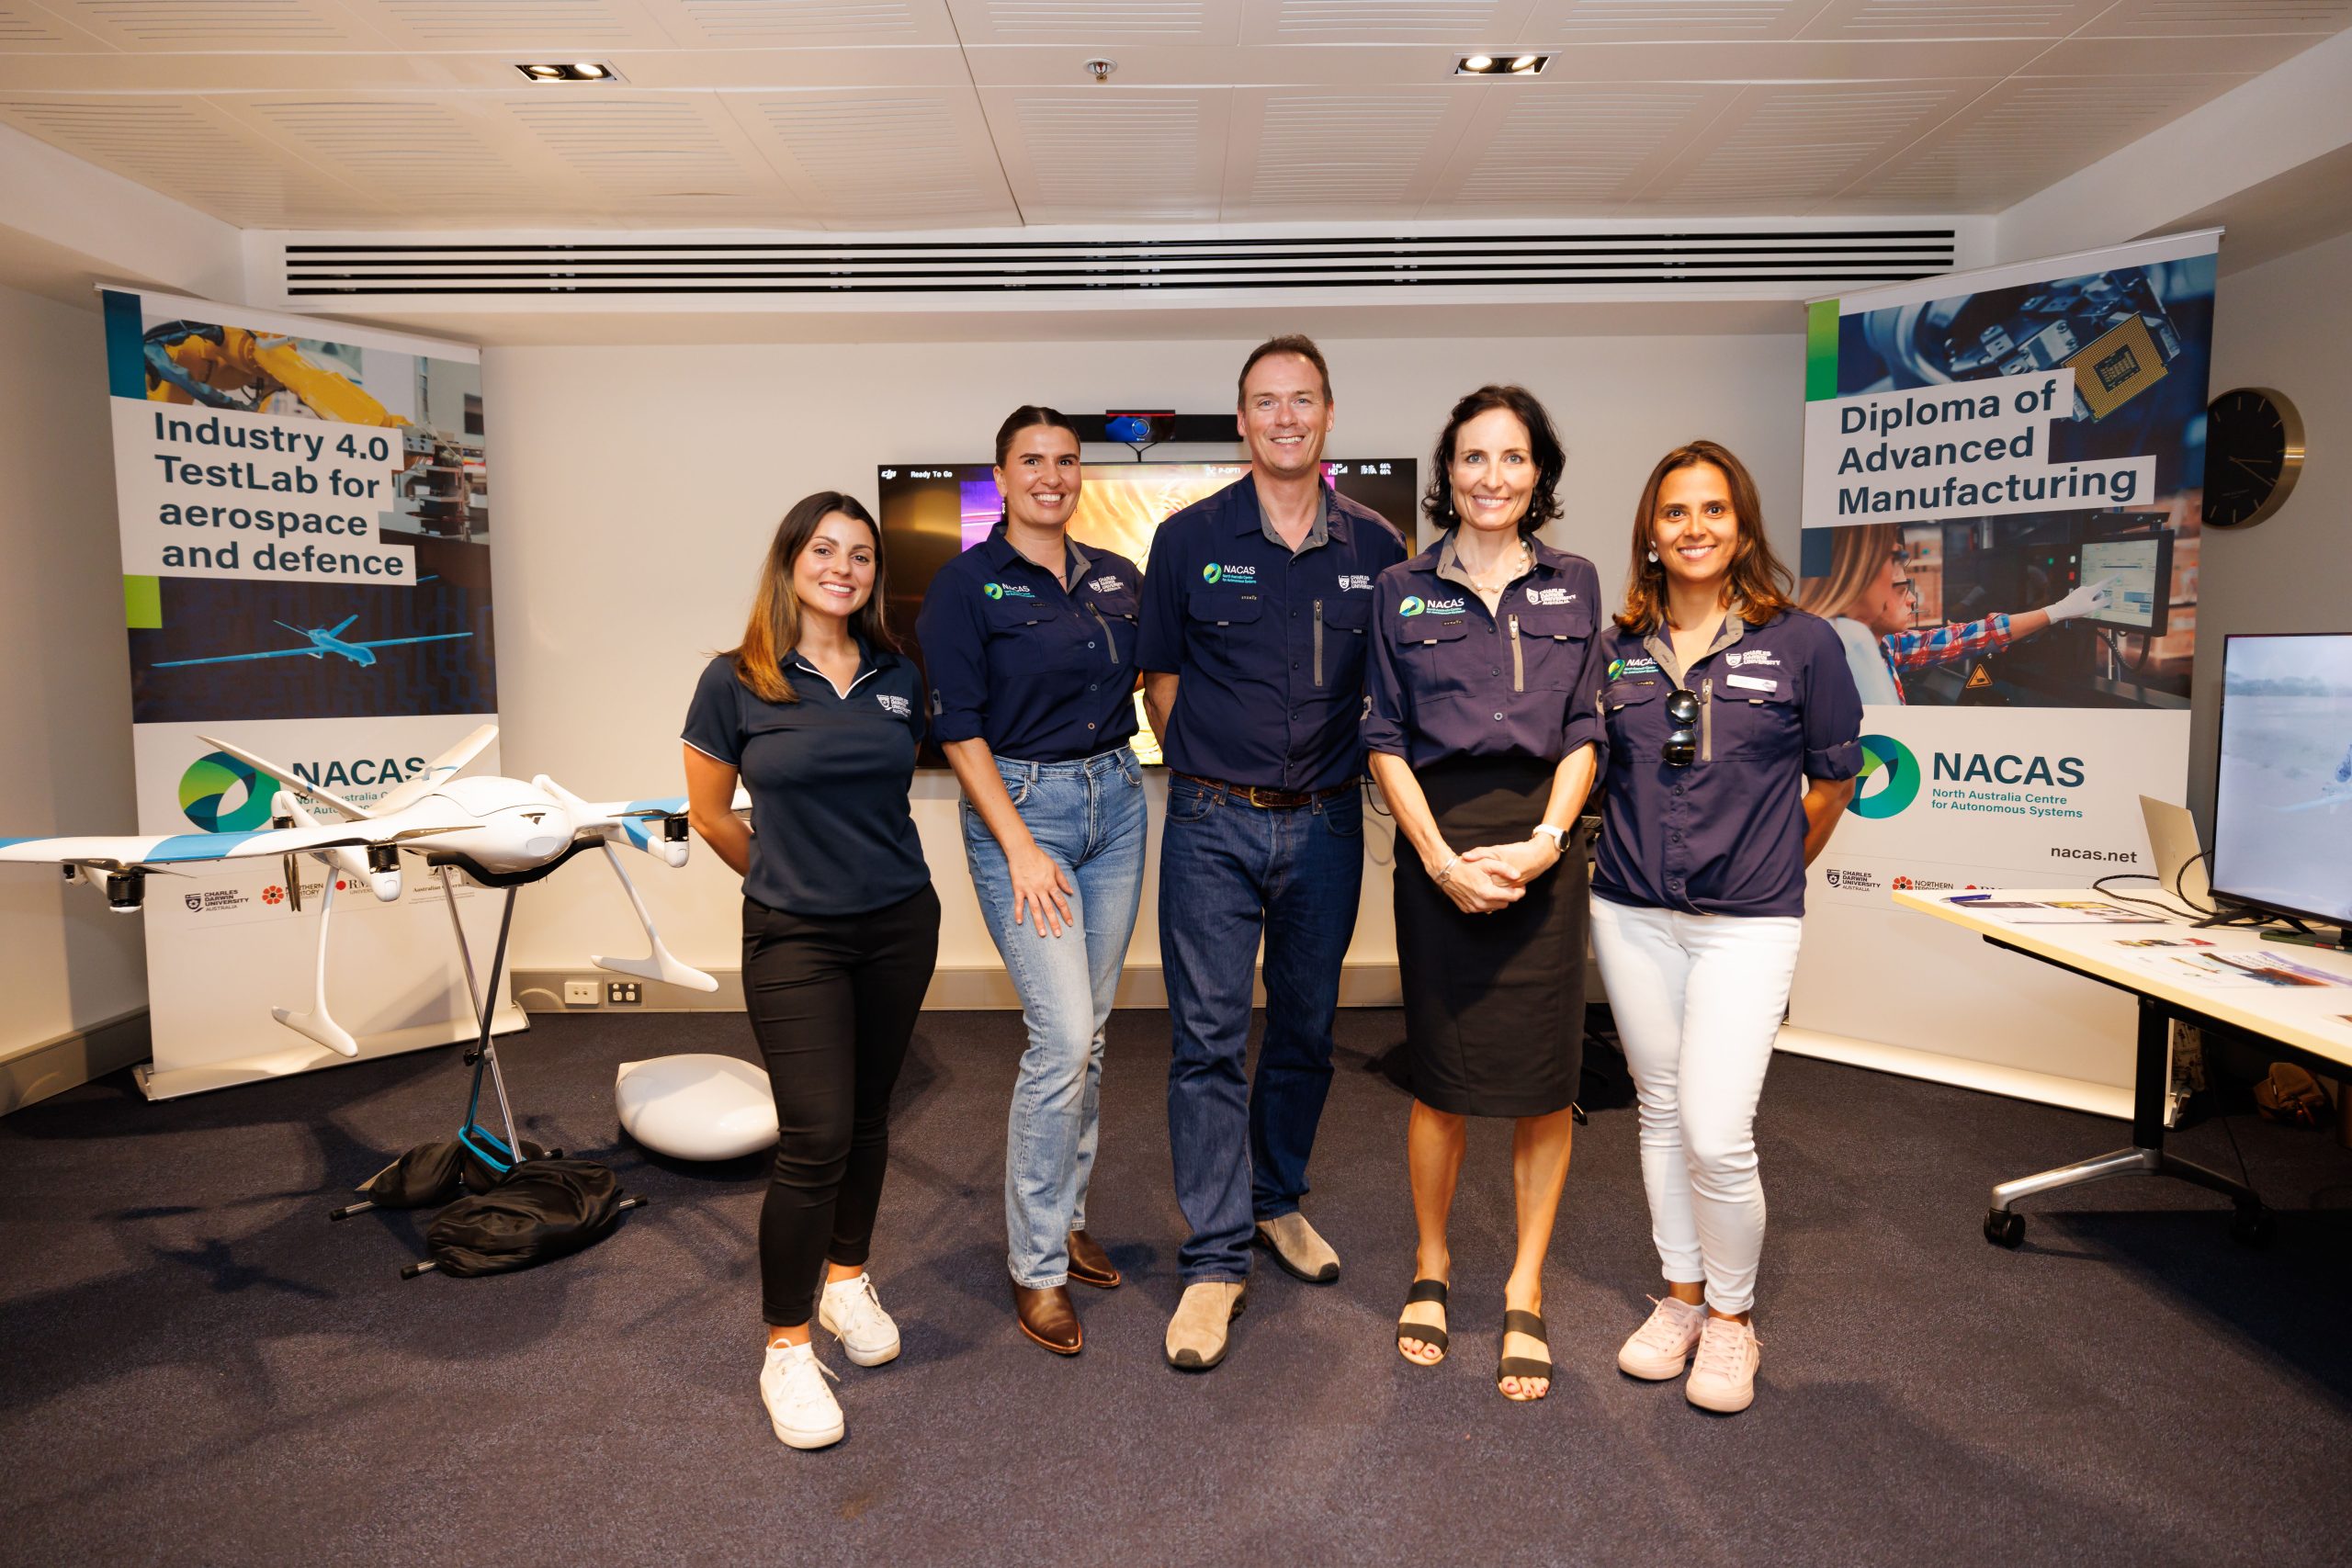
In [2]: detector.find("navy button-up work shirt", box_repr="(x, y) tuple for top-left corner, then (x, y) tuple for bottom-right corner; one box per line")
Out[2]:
(1363, 534), (1610, 771)
(915, 525), (1142, 763)
(682, 647), (929, 919)
(1592, 608), (1861, 919)
(1136, 477), (1408, 793)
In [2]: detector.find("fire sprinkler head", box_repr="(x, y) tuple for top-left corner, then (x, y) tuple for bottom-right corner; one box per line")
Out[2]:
(1084, 57), (1116, 83)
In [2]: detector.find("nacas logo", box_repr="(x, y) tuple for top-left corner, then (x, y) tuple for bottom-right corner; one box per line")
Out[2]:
(1848, 733), (1920, 819)
(178, 751), (269, 832)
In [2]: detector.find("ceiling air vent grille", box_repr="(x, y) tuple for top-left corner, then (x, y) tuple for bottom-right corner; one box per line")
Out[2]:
(281, 229), (1959, 299)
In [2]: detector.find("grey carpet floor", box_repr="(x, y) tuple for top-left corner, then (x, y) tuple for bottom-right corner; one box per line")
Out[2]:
(4, 1008), (2350, 1567)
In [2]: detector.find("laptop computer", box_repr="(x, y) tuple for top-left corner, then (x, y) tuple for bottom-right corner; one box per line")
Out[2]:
(2138, 795), (2212, 909)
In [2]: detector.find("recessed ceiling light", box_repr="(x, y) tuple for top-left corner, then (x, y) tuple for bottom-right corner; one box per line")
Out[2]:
(1455, 52), (1547, 75)
(514, 61), (622, 83)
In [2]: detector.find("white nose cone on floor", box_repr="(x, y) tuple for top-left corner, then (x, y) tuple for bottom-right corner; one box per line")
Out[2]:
(616, 1054), (778, 1160)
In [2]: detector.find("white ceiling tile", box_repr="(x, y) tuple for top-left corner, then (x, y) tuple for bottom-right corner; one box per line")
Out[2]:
(2082, 0), (2352, 34)
(986, 87), (1229, 218)
(229, 96), (553, 220)
(0, 94), (374, 222)
(1522, 0), (1825, 39)
(946, 0), (1240, 43)
(1428, 84), (1718, 208)
(648, 0), (953, 46)
(1222, 87), (1471, 215)
(505, 92), (774, 203)
(0, 2), (109, 49)
(1838, 76), (2244, 209)
(40, 0), (380, 50)
(1797, 0), (2109, 39)
(339, 0), (672, 50)
(1243, 0), (1539, 45)
(1651, 83), (1962, 205)
(730, 88), (1014, 223)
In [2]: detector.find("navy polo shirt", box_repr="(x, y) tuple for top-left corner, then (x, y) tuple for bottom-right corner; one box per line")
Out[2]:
(1363, 534), (1609, 771)
(1592, 608), (1861, 919)
(1135, 477), (1408, 792)
(681, 647), (929, 918)
(915, 525), (1142, 763)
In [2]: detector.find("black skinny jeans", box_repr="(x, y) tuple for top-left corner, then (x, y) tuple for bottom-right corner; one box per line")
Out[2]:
(743, 884), (941, 1326)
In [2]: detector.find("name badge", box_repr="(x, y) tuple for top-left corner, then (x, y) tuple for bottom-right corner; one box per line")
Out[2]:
(1724, 672), (1779, 694)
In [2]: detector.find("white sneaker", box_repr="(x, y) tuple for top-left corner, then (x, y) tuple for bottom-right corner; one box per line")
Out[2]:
(1685, 1314), (1761, 1414)
(818, 1272), (902, 1368)
(1616, 1294), (1708, 1381)
(760, 1340), (844, 1450)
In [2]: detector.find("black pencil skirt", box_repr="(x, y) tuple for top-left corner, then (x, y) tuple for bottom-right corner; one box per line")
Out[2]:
(1394, 755), (1587, 1118)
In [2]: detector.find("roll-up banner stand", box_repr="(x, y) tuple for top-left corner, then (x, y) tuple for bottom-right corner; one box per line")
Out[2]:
(99, 288), (518, 1100)
(1781, 231), (2221, 1113)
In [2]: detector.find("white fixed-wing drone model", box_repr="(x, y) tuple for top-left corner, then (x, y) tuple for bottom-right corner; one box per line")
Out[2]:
(0, 724), (741, 1058)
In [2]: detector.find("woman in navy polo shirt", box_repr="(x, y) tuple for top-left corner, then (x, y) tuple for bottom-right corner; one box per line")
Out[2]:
(1589, 441), (1860, 1416)
(683, 490), (939, 1450)
(1363, 385), (1606, 1403)
(915, 407), (1146, 1359)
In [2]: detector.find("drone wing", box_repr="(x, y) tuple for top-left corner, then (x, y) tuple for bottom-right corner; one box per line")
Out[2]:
(0, 820), (455, 872)
(197, 732), (373, 820)
(153, 646), (324, 668)
(370, 723), (498, 816)
(350, 633), (473, 651)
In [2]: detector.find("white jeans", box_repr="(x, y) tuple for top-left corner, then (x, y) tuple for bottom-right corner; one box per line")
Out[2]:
(1588, 897), (1804, 1316)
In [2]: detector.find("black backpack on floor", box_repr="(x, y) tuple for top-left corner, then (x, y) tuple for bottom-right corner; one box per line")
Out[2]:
(420, 1158), (632, 1278)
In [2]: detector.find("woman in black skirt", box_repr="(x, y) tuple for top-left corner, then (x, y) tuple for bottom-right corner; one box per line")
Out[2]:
(1363, 385), (1607, 1403)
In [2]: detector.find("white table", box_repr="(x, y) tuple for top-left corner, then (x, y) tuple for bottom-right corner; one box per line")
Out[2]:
(1894, 888), (2352, 1247)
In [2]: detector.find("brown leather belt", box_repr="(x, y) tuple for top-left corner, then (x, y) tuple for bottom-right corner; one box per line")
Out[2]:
(1170, 770), (1354, 809)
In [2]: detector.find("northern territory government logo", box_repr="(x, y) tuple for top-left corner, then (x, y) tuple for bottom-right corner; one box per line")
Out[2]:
(1848, 733), (1921, 819)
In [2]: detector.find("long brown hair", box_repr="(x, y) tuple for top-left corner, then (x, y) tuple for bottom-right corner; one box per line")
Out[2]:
(1614, 440), (1794, 635)
(728, 491), (897, 704)
(1793, 523), (1899, 621)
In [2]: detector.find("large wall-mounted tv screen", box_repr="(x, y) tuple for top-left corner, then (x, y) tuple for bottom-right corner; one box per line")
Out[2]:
(879, 459), (1419, 764)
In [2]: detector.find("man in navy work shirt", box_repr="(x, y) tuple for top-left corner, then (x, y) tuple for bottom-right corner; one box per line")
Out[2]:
(1136, 334), (1408, 1371)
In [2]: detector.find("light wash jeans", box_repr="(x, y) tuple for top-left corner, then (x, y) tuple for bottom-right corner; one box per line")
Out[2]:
(1588, 895), (1804, 1317)
(961, 746), (1147, 1289)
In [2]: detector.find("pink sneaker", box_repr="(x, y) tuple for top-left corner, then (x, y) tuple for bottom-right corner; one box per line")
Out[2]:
(1685, 1314), (1760, 1413)
(1616, 1295), (1707, 1381)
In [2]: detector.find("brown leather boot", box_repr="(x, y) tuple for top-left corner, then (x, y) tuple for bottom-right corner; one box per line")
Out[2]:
(1067, 1229), (1122, 1290)
(1013, 1280), (1082, 1355)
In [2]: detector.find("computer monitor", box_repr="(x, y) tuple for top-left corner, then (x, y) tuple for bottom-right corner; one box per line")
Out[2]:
(2078, 529), (2172, 635)
(876, 458), (1419, 764)
(2210, 632), (2352, 927)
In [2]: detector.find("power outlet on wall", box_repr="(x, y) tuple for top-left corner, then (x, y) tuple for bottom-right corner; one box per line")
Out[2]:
(562, 979), (599, 1007)
(607, 981), (642, 1006)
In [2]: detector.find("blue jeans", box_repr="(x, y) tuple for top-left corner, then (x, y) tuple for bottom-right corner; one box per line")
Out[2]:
(962, 746), (1148, 1289)
(1159, 775), (1363, 1283)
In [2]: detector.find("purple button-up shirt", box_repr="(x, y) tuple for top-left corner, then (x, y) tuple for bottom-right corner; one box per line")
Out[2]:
(1362, 534), (1608, 771)
(1593, 608), (1861, 919)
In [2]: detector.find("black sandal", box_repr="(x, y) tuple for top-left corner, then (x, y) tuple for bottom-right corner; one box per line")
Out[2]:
(1497, 1309), (1552, 1401)
(1396, 1280), (1450, 1365)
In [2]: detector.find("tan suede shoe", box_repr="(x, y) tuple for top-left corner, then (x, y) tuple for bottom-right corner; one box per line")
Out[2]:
(1164, 1280), (1247, 1371)
(1252, 1212), (1340, 1283)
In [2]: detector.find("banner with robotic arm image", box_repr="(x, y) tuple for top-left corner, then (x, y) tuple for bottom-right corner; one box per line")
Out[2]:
(1782, 231), (2220, 1108)
(96, 289), (508, 1098)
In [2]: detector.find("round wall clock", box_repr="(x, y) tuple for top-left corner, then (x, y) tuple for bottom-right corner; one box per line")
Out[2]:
(2203, 386), (2305, 528)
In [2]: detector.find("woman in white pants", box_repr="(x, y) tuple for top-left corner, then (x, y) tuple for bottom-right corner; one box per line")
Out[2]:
(1588, 441), (1860, 1414)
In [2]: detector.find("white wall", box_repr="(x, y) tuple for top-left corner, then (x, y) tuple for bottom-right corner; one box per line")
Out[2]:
(485, 329), (1805, 980)
(0, 285), (145, 1053)
(2191, 227), (2352, 829)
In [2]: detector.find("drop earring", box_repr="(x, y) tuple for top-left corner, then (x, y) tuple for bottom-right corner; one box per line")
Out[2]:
(1646, 547), (1659, 563)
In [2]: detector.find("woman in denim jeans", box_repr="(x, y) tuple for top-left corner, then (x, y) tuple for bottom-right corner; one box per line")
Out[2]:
(914, 406), (1148, 1355)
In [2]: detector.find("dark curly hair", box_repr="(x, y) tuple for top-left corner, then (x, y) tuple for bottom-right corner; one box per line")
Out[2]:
(1419, 384), (1565, 539)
